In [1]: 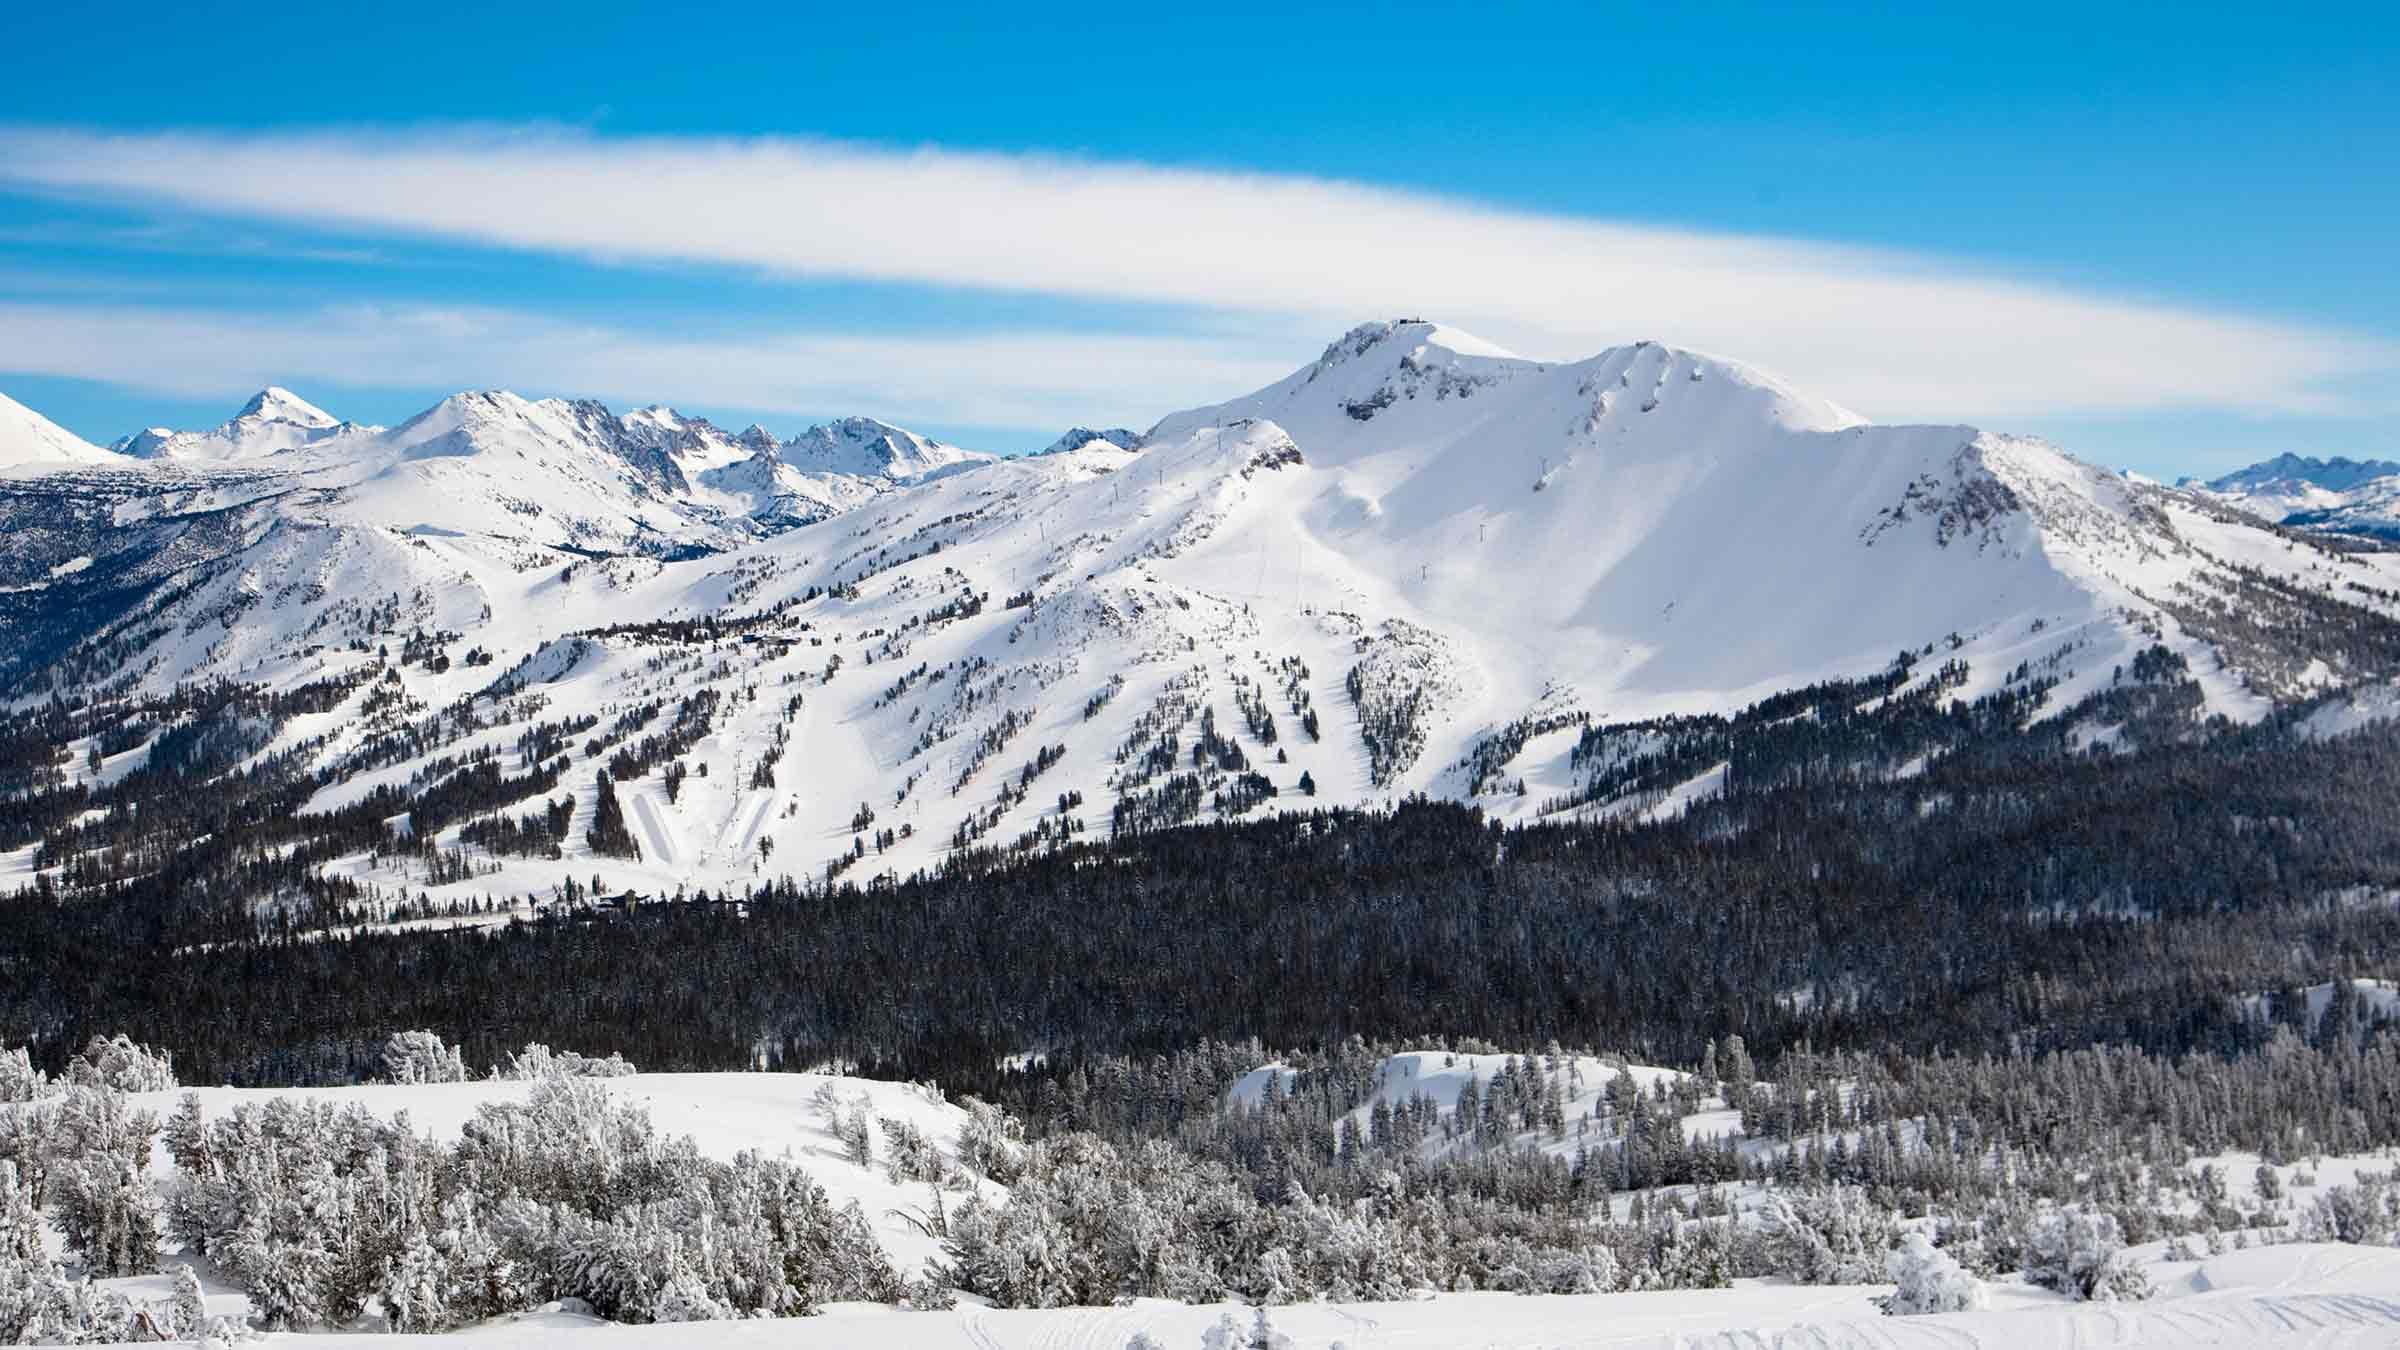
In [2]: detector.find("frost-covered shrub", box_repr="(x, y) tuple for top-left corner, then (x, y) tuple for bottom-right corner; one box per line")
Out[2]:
(497, 1043), (637, 1080)
(0, 1045), (47, 1103)
(0, 1161), (63, 1342)
(879, 1115), (950, 1185)
(941, 1132), (1261, 1308)
(170, 1265), (209, 1339)
(835, 1107), (873, 1168)
(381, 1030), (467, 1084)
(650, 1267), (729, 1323)
(176, 1096), (433, 1328)
(162, 1080), (898, 1332)
(1880, 1232), (1984, 1315)
(1757, 1185), (1896, 1285)
(455, 1076), (700, 1214)
(809, 1083), (877, 1168)
(45, 1085), (163, 1276)
(1523, 1244), (1620, 1295)
(62, 1034), (176, 1094)
(956, 1095), (1026, 1184)
(379, 1199), (521, 1332)
(2301, 1173), (2400, 1246)
(1656, 1220), (1736, 1290)
(2024, 1209), (2149, 1302)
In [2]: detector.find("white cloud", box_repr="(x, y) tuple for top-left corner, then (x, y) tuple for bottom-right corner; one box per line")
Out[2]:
(0, 124), (2391, 422)
(0, 301), (1301, 433)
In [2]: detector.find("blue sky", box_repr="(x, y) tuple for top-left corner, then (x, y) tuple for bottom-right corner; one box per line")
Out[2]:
(0, 2), (2393, 474)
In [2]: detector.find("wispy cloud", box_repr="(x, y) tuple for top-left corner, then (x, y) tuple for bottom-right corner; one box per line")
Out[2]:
(0, 301), (1301, 433)
(0, 218), (388, 265)
(0, 124), (2391, 422)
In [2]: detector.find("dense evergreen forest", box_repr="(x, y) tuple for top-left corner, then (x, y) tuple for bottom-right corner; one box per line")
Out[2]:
(5, 666), (2399, 1090)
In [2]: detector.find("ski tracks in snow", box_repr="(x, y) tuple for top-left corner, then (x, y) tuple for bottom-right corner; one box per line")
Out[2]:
(630, 793), (679, 867)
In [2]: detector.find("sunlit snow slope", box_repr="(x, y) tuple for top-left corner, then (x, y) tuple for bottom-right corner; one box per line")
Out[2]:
(8, 320), (2400, 902)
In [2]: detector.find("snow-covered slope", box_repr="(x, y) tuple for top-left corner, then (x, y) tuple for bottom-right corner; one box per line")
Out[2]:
(9, 319), (2400, 903)
(0, 391), (131, 470)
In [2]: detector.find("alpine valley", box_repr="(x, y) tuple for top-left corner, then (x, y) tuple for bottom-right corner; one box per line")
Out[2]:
(18, 321), (2400, 1348)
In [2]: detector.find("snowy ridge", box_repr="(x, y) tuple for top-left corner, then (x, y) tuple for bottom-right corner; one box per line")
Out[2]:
(9, 320), (2400, 899)
(1037, 426), (1141, 457)
(0, 391), (131, 470)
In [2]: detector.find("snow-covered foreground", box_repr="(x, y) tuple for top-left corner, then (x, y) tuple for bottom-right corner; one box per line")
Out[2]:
(219, 1244), (2400, 1349)
(124, 1072), (987, 1276)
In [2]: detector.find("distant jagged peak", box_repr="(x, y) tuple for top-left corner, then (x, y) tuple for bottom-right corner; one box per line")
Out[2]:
(110, 428), (179, 458)
(1038, 427), (1141, 457)
(621, 404), (684, 433)
(781, 415), (992, 480)
(2208, 452), (2400, 495)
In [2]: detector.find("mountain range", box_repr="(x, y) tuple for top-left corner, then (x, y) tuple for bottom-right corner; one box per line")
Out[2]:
(4, 319), (2399, 901)
(2192, 453), (2400, 540)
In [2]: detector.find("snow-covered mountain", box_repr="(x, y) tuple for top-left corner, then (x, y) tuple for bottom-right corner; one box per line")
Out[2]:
(780, 415), (993, 480)
(113, 386), (361, 461)
(2198, 452), (2400, 540)
(8, 319), (2400, 904)
(1038, 426), (1142, 456)
(0, 391), (132, 469)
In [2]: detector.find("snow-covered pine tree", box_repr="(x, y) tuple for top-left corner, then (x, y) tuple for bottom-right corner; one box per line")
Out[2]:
(0, 1045), (44, 1102)
(63, 1034), (177, 1093)
(650, 1263), (729, 1323)
(47, 1085), (164, 1276)
(171, 1264), (210, 1338)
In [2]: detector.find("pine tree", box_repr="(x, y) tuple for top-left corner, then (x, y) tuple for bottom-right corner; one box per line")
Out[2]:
(171, 1265), (209, 1339)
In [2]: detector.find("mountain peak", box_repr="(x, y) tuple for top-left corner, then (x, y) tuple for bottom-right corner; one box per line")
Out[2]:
(1315, 319), (1523, 372)
(782, 416), (991, 480)
(232, 386), (338, 430)
(1039, 427), (1142, 457)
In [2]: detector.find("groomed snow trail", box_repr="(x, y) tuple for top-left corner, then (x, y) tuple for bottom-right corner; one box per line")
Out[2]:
(631, 793), (680, 867)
